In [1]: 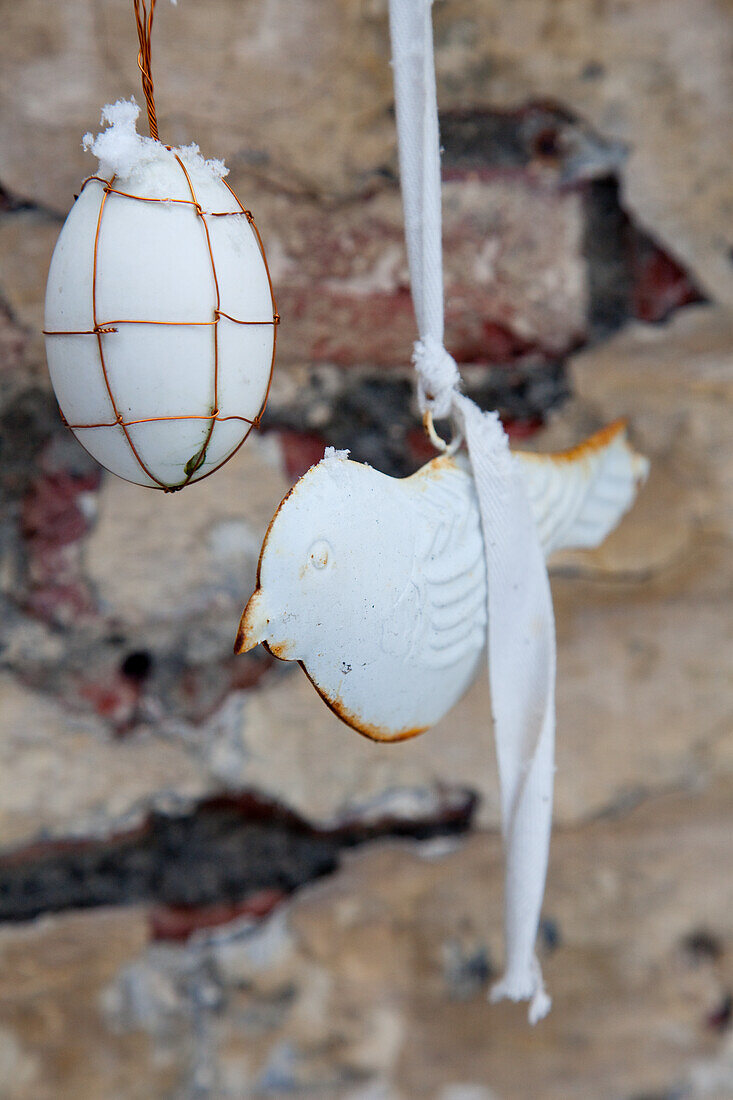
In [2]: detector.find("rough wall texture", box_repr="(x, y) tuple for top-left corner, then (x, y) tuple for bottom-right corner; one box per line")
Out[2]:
(0, 0), (731, 1097)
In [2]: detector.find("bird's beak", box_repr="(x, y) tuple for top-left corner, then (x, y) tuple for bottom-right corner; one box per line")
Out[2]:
(234, 588), (269, 654)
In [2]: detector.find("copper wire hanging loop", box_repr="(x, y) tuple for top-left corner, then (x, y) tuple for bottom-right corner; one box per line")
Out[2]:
(134, 0), (159, 140)
(423, 410), (463, 456)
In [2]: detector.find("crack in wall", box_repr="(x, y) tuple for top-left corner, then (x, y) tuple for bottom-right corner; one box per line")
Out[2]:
(0, 788), (477, 928)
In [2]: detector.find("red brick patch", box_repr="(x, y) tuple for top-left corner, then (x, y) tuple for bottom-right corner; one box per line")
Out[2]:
(150, 888), (286, 942)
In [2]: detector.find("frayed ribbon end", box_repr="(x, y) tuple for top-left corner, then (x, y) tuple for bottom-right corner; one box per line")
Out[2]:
(489, 961), (551, 1025)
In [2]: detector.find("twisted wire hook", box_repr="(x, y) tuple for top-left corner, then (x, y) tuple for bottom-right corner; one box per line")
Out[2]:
(133, 0), (159, 140)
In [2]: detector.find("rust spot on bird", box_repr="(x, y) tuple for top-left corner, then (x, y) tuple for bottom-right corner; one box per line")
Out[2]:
(409, 452), (458, 493)
(233, 610), (252, 655)
(234, 588), (266, 655)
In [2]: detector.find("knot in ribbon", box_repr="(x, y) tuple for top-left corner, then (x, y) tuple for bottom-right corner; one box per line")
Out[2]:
(413, 336), (461, 419)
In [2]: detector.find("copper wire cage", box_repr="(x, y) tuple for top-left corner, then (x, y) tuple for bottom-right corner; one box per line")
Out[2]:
(43, 0), (279, 492)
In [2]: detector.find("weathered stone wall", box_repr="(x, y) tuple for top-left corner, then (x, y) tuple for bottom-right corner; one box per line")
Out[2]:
(0, 1), (731, 1096)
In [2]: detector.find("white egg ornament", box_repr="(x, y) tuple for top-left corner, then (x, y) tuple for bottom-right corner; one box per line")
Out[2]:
(44, 100), (278, 490)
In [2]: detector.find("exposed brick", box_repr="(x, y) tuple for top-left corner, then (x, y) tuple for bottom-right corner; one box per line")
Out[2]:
(149, 888), (286, 942)
(21, 469), (99, 551)
(632, 243), (704, 324)
(277, 428), (327, 481)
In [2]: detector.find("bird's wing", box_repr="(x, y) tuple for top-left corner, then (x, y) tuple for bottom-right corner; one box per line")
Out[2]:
(395, 460), (487, 671)
(514, 420), (649, 557)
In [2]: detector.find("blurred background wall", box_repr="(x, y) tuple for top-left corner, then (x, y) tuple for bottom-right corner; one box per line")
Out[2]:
(0, 0), (732, 1096)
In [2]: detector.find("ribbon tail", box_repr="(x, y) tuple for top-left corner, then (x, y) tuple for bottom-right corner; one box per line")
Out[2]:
(488, 710), (555, 1024)
(455, 394), (556, 1024)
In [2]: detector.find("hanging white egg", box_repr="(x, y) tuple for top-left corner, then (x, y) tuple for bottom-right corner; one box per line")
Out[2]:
(44, 100), (277, 491)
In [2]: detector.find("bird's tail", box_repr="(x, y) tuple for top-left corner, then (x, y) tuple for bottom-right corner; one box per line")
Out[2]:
(514, 420), (649, 558)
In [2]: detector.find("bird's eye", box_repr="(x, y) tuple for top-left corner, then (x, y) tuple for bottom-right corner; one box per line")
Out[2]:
(308, 539), (331, 570)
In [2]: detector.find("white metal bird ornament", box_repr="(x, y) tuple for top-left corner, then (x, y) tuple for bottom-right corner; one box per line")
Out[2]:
(235, 421), (648, 741)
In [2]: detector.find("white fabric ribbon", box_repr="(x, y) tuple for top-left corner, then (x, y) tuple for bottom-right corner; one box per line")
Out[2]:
(389, 0), (556, 1023)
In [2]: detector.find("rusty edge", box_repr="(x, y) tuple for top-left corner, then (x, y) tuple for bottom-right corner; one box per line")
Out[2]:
(516, 418), (629, 465)
(299, 663), (429, 743)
